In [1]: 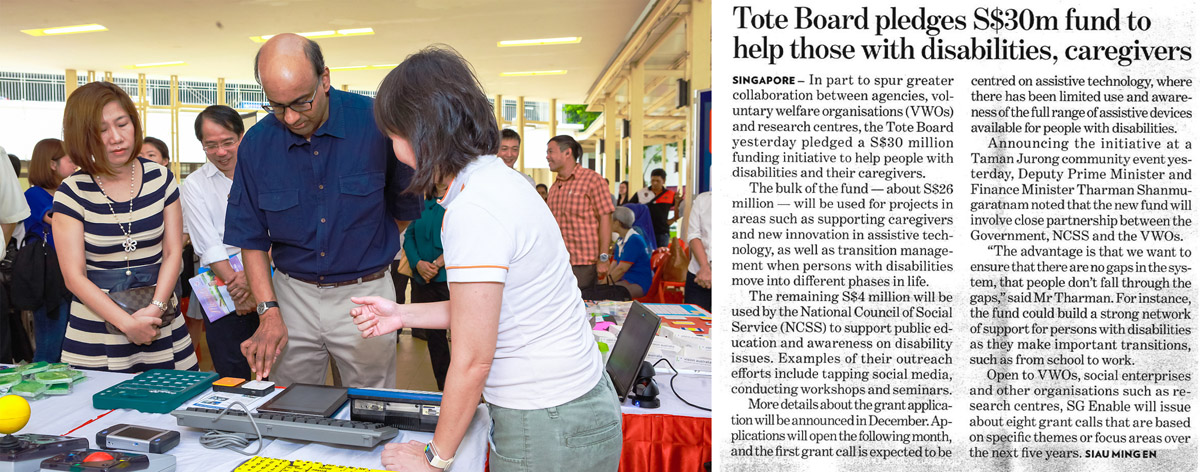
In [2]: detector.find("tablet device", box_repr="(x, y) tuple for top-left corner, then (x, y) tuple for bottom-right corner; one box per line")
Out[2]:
(256, 383), (348, 417)
(605, 301), (661, 402)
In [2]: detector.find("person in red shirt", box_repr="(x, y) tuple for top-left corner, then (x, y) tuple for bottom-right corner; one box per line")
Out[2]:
(545, 135), (614, 288)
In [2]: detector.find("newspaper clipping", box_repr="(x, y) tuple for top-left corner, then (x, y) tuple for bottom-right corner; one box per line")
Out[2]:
(714, 0), (1196, 469)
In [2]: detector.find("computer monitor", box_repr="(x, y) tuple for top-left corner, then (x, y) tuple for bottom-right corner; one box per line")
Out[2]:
(606, 301), (661, 402)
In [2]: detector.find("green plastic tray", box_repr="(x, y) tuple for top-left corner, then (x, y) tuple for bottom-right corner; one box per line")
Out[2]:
(92, 369), (218, 413)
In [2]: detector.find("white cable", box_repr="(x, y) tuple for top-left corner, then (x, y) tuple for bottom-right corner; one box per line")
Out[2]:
(197, 401), (264, 455)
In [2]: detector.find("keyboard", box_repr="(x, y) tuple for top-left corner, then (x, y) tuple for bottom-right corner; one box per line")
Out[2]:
(232, 456), (385, 472)
(171, 407), (398, 448)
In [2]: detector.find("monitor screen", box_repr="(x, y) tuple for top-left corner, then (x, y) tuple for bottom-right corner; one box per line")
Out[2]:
(606, 302), (661, 402)
(257, 383), (349, 417)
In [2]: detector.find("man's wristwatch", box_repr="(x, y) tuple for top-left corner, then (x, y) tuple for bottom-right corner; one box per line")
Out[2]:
(256, 301), (280, 316)
(598, 253), (610, 263)
(424, 441), (454, 469)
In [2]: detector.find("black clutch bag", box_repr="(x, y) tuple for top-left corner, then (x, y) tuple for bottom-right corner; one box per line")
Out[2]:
(105, 286), (178, 335)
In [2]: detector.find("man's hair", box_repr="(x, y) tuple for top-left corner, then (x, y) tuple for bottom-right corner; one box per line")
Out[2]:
(536, 183), (548, 191)
(651, 168), (667, 180)
(142, 137), (170, 162)
(63, 81), (144, 177)
(374, 45), (499, 196)
(254, 36), (325, 84)
(28, 139), (65, 189)
(8, 154), (19, 177)
(195, 105), (246, 141)
(548, 135), (582, 161)
(613, 206), (635, 228)
(500, 128), (521, 144)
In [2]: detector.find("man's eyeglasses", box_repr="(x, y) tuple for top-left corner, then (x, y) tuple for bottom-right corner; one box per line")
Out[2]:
(262, 84), (319, 114)
(202, 138), (238, 153)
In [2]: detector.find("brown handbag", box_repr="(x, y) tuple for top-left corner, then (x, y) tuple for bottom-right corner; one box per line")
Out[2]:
(105, 286), (178, 335)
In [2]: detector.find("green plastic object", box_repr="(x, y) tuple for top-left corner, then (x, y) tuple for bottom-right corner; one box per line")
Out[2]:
(34, 371), (75, 385)
(92, 369), (218, 413)
(11, 380), (48, 398)
(17, 362), (50, 375)
(45, 382), (73, 396)
(0, 373), (20, 391)
(45, 363), (71, 372)
(65, 369), (87, 383)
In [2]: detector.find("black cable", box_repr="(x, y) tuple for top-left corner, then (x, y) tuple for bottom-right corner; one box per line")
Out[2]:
(652, 358), (711, 412)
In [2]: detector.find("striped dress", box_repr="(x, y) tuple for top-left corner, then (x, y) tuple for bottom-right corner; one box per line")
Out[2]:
(52, 158), (197, 372)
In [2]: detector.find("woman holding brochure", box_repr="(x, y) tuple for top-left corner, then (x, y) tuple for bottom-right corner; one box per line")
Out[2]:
(349, 46), (622, 471)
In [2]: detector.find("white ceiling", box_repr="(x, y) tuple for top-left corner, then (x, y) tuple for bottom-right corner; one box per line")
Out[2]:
(0, 0), (651, 102)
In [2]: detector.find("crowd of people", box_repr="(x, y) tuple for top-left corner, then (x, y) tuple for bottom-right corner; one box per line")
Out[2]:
(0, 36), (711, 472)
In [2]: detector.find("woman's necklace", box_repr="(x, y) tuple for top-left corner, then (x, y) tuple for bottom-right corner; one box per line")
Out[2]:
(94, 163), (137, 276)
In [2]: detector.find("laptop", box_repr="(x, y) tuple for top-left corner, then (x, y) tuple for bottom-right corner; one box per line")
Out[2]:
(605, 301), (661, 402)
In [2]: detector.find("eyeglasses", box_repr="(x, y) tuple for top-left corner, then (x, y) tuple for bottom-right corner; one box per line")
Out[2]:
(202, 138), (238, 153)
(262, 84), (319, 114)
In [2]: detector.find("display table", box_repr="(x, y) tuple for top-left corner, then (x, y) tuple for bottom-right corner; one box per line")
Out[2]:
(618, 373), (711, 472)
(9, 368), (489, 471)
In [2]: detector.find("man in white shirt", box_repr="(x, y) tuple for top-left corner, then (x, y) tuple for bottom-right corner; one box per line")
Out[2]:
(0, 144), (30, 260)
(685, 191), (711, 311)
(181, 106), (258, 378)
(498, 128), (536, 186)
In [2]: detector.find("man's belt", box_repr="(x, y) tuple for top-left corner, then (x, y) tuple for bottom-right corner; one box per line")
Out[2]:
(292, 268), (389, 288)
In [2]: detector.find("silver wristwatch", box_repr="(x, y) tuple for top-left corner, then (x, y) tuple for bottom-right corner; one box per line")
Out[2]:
(598, 253), (610, 263)
(256, 301), (280, 315)
(150, 299), (169, 313)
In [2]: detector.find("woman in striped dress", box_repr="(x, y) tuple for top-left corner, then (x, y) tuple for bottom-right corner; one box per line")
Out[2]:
(52, 81), (196, 372)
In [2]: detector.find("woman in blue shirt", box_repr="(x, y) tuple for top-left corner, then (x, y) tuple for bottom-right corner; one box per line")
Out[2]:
(23, 138), (77, 362)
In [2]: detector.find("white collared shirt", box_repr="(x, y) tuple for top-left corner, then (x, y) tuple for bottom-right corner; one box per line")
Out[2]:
(181, 161), (240, 267)
(0, 144), (30, 260)
(687, 191), (712, 275)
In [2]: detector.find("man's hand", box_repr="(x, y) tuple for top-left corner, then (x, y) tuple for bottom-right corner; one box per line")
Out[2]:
(696, 266), (712, 289)
(596, 260), (610, 280)
(350, 296), (406, 338)
(381, 441), (439, 471)
(240, 310), (288, 380)
(121, 308), (164, 345)
(226, 271), (251, 304)
(416, 260), (438, 283)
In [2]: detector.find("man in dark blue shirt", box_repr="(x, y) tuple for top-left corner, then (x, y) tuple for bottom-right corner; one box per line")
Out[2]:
(224, 33), (420, 387)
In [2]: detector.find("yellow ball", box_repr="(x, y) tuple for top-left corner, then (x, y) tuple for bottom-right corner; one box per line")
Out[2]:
(0, 395), (31, 435)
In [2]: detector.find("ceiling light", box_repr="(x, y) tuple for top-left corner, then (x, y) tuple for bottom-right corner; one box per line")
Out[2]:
(251, 28), (375, 43)
(21, 24), (108, 36)
(500, 70), (568, 77)
(330, 64), (398, 72)
(498, 37), (582, 47)
(124, 61), (187, 69)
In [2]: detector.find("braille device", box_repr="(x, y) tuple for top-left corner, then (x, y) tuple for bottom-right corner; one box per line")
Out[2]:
(95, 425), (178, 454)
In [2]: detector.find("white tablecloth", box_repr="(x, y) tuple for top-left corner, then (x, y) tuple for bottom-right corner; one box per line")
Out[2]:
(619, 372), (711, 418)
(10, 368), (489, 471)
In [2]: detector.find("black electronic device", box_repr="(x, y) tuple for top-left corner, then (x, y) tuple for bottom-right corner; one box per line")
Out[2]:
(211, 378), (275, 397)
(347, 388), (441, 432)
(38, 449), (174, 472)
(255, 383), (348, 418)
(95, 424), (178, 454)
(631, 361), (661, 409)
(606, 301), (661, 402)
(0, 434), (89, 472)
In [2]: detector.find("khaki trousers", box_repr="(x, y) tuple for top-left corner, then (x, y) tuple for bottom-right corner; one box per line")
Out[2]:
(270, 270), (396, 388)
